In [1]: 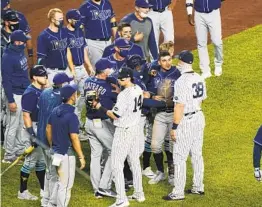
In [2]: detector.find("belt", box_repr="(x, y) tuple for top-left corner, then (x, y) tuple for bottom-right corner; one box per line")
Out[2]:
(89, 37), (111, 41)
(88, 117), (108, 121)
(159, 108), (174, 113)
(153, 8), (166, 13)
(184, 110), (202, 117)
(48, 68), (66, 71)
(75, 64), (83, 67)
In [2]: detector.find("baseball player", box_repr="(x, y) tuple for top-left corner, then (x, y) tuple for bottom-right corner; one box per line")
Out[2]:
(18, 65), (48, 201)
(163, 50), (207, 201)
(102, 22), (144, 59)
(147, 0), (176, 47)
(79, 0), (117, 69)
(253, 125), (262, 182)
(1, 0), (34, 68)
(121, 0), (158, 62)
(186, 0), (223, 78)
(46, 84), (86, 207)
(37, 8), (75, 85)
(84, 58), (118, 198)
(147, 51), (181, 185)
(92, 67), (145, 206)
(1, 30), (31, 163)
(65, 9), (95, 130)
(37, 72), (73, 207)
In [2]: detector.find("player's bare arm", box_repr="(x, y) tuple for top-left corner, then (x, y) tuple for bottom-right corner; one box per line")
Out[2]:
(110, 17), (117, 39)
(84, 47), (95, 76)
(70, 133), (86, 170)
(186, 0), (194, 26)
(94, 102), (119, 120)
(168, 0), (177, 10)
(67, 48), (76, 77)
(26, 37), (34, 68)
(46, 124), (52, 147)
(171, 103), (185, 141)
(23, 112), (33, 129)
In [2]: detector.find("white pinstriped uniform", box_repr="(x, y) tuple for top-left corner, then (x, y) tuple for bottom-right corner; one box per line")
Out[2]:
(111, 85), (144, 202)
(172, 71), (207, 197)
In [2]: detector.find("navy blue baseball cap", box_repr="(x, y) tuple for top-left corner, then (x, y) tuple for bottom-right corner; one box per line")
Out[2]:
(1, 0), (10, 9)
(66, 9), (82, 21)
(53, 72), (74, 85)
(135, 0), (153, 8)
(175, 50), (194, 64)
(2, 9), (18, 21)
(60, 84), (78, 101)
(30, 65), (47, 79)
(118, 67), (134, 79)
(10, 30), (31, 42)
(114, 38), (131, 49)
(95, 58), (116, 72)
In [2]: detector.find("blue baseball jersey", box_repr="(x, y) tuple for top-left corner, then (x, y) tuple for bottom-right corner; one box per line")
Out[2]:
(66, 27), (87, 66)
(149, 0), (171, 10)
(254, 125), (262, 146)
(37, 28), (68, 69)
(1, 45), (30, 103)
(194, 0), (221, 13)
(37, 87), (62, 145)
(48, 104), (79, 155)
(107, 54), (126, 80)
(79, 0), (115, 39)
(84, 77), (117, 120)
(21, 84), (43, 122)
(102, 41), (144, 59)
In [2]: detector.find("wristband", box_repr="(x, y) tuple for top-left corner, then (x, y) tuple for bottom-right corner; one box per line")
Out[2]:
(98, 106), (108, 114)
(26, 127), (36, 137)
(186, 6), (193, 15)
(172, 123), (179, 130)
(111, 22), (117, 28)
(27, 48), (33, 57)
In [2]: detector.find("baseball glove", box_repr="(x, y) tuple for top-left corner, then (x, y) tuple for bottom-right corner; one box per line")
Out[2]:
(126, 55), (146, 70)
(85, 90), (99, 109)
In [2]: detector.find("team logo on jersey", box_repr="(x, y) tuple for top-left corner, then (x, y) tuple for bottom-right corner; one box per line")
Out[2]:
(20, 56), (28, 71)
(91, 9), (112, 21)
(114, 107), (118, 111)
(51, 38), (68, 51)
(68, 37), (84, 48)
(174, 96), (178, 100)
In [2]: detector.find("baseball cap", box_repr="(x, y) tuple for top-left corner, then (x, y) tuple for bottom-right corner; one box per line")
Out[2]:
(66, 9), (82, 21)
(118, 67), (134, 79)
(30, 65), (47, 79)
(2, 9), (18, 21)
(135, 0), (153, 8)
(53, 72), (74, 85)
(175, 50), (194, 64)
(95, 58), (116, 72)
(114, 38), (131, 49)
(60, 84), (78, 101)
(10, 30), (31, 42)
(1, 0), (10, 9)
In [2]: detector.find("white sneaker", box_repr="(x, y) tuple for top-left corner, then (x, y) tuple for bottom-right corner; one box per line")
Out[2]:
(109, 199), (130, 207)
(128, 192), (145, 203)
(18, 190), (38, 200)
(148, 171), (165, 185)
(40, 189), (44, 198)
(201, 71), (212, 79)
(142, 167), (156, 179)
(214, 67), (222, 76)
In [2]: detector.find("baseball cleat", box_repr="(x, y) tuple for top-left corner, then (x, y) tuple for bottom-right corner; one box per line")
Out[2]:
(162, 193), (185, 201)
(127, 192), (145, 203)
(109, 199), (130, 207)
(254, 169), (262, 182)
(186, 189), (205, 195)
(98, 188), (117, 198)
(214, 67), (222, 76)
(94, 191), (104, 199)
(18, 190), (38, 200)
(148, 171), (165, 185)
(2, 159), (12, 164)
(201, 72), (212, 79)
(125, 179), (133, 188)
(142, 167), (156, 179)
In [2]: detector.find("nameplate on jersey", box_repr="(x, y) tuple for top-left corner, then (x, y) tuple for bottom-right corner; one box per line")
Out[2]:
(93, 118), (102, 128)
(52, 154), (63, 167)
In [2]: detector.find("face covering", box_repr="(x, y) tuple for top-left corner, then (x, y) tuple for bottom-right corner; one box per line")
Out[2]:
(72, 20), (81, 29)
(55, 20), (64, 28)
(10, 43), (26, 52)
(9, 23), (20, 32)
(119, 49), (129, 58)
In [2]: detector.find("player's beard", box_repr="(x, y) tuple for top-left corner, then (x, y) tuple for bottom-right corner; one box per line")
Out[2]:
(139, 11), (148, 18)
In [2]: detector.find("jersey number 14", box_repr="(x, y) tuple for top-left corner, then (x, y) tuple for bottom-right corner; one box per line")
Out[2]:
(133, 95), (142, 112)
(192, 82), (204, 98)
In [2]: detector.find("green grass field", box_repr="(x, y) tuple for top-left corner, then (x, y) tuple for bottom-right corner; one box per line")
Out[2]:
(1, 25), (262, 207)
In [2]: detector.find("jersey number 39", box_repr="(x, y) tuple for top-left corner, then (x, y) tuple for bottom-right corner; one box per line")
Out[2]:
(133, 95), (142, 112)
(192, 82), (204, 98)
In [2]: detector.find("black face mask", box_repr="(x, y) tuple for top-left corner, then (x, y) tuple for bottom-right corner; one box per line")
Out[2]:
(94, 0), (101, 2)
(9, 23), (20, 32)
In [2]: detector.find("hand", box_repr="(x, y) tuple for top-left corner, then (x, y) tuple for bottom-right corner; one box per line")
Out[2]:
(153, 95), (164, 101)
(143, 91), (151, 98)
(134, 31), (144, 42)
(87, 66), (95, 76)
(79, 157), (86, 170)
(188, 14), (194, 26)
(8, 102), (17, 112)
(170, 129), (177, 142)
(149, 70), (157, 76)
(168, 0), (176, 11)
(93, 101), (101, 109)
(254, 169), (262, 182)
(111, 83), (120, 94)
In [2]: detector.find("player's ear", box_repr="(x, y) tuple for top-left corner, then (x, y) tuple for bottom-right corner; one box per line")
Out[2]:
(135, 6), (139, 12)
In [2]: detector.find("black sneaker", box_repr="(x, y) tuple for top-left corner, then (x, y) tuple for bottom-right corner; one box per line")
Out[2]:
(162, 193), (185, 201)
(98, 188), (117, 198)
(94, 191), (104, 199)
(186, 189), (205, 195)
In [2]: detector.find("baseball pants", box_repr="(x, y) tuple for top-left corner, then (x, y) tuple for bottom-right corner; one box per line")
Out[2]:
(75, 65), (89, 127)
(148, 8), (175, 47)
(111, 125), (143, 202)
(194, 9), (223, 74)
(41, 149), (59, 207)
(46, 68), (73, 86)
(86, 39), (111, 70)
(139, 116), (146, 156)
(3, 94), (26, 160)
(85, 118), (115, 191)
(172, 111), (205, 197)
